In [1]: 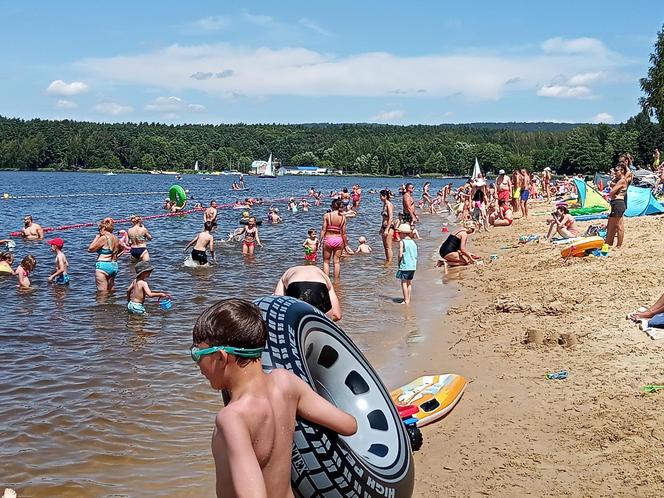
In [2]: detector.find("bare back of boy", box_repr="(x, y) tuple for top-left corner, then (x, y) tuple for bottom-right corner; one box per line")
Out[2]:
(213, 369), (355, 498)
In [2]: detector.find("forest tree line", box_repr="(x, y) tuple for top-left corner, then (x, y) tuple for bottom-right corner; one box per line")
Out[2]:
(0, 112), (661, 176)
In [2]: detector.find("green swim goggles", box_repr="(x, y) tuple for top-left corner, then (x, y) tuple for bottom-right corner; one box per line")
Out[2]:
(190, 345), (264, 363)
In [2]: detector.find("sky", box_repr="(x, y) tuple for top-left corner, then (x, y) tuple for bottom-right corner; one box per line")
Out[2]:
(0, 0), (662, 125)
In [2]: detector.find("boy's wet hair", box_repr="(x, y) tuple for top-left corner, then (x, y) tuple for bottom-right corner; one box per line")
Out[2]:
(193, 299), (266, 367)
(308, 228), (316, 236)
(204, 221), (215, 232)
(0, 251), (14, 263)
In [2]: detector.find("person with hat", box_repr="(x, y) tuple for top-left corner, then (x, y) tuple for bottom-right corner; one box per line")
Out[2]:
(47, 237), (69, 285)
(21, 215), (44, 240)
(126, 261), (170, 315)
(396, 223), (418, 305)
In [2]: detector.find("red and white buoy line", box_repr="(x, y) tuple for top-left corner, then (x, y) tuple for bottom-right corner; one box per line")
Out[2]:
(7, 196), (302, 237)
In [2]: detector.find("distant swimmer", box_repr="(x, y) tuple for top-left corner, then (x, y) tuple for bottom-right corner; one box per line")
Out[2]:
(184, 221), (216, 265)
(88, 217), (120, 292)
(21, 215), (44, 240)
(274, 264), (342, 321)
(128, 216), (153, 263)
(204, 201), (218, 226)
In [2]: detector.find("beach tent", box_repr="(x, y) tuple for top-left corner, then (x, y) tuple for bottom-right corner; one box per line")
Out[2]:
(570, 178), (610, 215)
(625, 185), (664, 217)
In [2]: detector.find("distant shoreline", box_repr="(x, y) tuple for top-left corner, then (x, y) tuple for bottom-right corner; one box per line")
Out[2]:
(0, 168), (469, 179)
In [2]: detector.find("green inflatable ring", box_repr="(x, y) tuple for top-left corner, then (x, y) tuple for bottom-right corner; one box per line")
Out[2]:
(169, 185), (187, 207)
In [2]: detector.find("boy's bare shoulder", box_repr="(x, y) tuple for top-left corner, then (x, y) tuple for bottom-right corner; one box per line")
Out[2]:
(267, 369), (305, 394)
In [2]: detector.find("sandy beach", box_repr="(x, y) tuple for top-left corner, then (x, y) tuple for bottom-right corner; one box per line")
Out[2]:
(407, 204), (664, 497)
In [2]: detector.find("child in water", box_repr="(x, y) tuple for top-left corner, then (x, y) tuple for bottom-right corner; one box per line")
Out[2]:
(302, 229), (319, 263)
(16, 255), (36, 288)
(396, 224), (418, 304)
(240, 217), (263, 256)
(191, 299), (357, 497)
(126, 261), (170, 314)
(0, 252), (14, 274)
(355, 236), (373, 253)
(47, 237), (69, 285)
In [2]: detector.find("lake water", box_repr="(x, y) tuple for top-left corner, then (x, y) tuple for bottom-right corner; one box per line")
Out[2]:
(0, 172), (463, 497)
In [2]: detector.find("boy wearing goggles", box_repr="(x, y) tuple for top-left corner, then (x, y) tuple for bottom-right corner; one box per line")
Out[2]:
(192, 299), (357, 497)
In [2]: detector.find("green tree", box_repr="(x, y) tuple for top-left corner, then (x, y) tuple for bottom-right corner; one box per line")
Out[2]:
(639, 24), (664, 123)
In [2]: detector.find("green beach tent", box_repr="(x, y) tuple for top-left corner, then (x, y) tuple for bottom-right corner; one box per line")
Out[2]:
(570, 178), (610, 216)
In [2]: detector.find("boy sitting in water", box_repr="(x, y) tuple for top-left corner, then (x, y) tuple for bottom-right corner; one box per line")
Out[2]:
(126, 261), (169, 314)
(47, 238), (70, 285)
(192, 299), (357, 497)
(355, 236), (373, 253)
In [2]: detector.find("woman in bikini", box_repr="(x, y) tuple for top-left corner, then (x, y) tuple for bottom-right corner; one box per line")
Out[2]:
(544, 205), (578, 240)
(351, 184), (362, 210)
(240, 217), (263, 256)
(436, 224), (479, 269)
(321, 199), (348, 279)
(127, 215), (153, 263)
(605, 163), (628, 248)
(88, 217), (120, 292)
(274, 264), (342, 321)
(379, 189), (394, 263)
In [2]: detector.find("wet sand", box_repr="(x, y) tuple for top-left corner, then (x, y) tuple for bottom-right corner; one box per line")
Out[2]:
(409, 203), (664, 497)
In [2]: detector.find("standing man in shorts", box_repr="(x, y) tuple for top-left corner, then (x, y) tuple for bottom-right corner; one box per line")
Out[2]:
(402, 183), (418, 224)
(519, 168), (531, 218)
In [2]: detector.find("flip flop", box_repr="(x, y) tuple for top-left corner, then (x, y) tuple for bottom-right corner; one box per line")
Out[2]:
(546, 370), (568, 380)
(642, 384), (664, 393)
(626, 307), (649, 322)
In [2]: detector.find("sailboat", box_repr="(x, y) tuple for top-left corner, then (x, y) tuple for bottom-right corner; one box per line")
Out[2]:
(259, 154), (276, 178)
(471, 157), (486, 186)
(194, 160), (200, 173)
(471, 157), (482, 180)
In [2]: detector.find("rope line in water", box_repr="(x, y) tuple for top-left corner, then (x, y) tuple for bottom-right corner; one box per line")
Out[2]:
(2, 191), (170, 200)
(7, 196), (302, 237)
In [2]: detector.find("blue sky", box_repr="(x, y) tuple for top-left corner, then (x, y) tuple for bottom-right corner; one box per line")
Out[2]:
(0, 0), (662, 125)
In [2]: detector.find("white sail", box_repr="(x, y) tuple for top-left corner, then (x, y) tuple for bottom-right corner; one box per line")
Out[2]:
(264, 154), (274, 176)
(471, 157), (481, 179)
(194, 160), (199, 172)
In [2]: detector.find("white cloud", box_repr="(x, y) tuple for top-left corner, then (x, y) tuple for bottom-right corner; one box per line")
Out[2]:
(55, 99), (77, 109)
(593, 112), (614, 123)
(567, 72), (606, 86)
(46, 79), (89, 96)
(192, 16), (228, 32)
(370, 110), (404, 122)
(242, 10), (274, 26)
(541, 37), (609, 56)
(75, 38), (627, 101)
(536, 84), (594, 99)
(94, 102), (133, 115)
(299, 18), (331, 36)
(144, 95), (206, 113)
